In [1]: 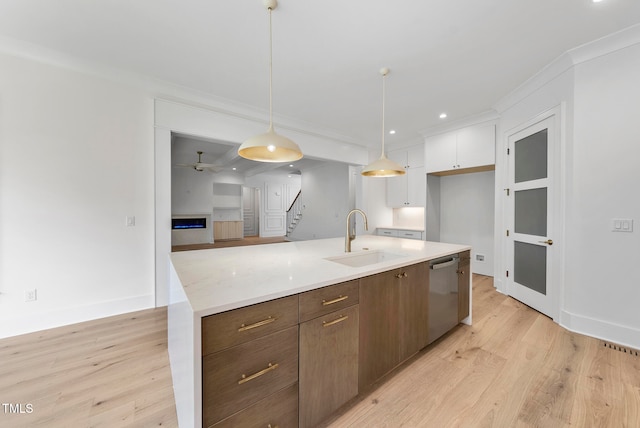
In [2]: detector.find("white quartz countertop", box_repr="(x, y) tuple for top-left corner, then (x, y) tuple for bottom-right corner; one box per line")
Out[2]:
(170, 235), (470, 317)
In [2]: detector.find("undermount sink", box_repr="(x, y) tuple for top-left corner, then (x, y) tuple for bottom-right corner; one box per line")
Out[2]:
(325, 249), (405, 268)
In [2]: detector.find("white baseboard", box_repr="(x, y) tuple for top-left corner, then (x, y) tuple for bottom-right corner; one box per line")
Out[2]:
(0, 294), (155, 339)
(560, 309), (640, 350)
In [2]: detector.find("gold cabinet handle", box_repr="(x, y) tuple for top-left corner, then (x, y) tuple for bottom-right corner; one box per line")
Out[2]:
(322, 295), (348, 306)
(267, 425), (279, 428)
(323, 315), (348, 327)
(238, 362), (279, 385)
(395, 272), (408, 279)
(238, 316), (276, 332)
(538, 239), (554, 246)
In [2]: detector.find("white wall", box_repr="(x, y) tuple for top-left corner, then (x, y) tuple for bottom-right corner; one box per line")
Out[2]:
(440, 171), (495, 276)
(495, 27), (640, 348)
(564, 41), (640, 344)
(287, 162), (351, 241)
(0, 53), (155, 338)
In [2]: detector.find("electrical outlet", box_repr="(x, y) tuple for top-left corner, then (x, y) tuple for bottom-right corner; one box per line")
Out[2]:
(25, 289), (37, 302)
(476, 254), (485, 262)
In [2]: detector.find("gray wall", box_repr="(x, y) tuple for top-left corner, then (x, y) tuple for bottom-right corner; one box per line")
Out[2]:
(288, 162), (351, 241)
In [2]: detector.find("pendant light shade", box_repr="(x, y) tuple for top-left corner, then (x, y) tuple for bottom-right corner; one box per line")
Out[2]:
(238, 0), (303, 163)
(362, 68), (405, 177)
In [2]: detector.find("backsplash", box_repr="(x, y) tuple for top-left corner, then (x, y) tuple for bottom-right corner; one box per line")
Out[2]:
(392, 207), (425, 229)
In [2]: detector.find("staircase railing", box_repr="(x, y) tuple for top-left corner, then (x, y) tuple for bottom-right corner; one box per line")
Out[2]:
(286, 191), (302, 236)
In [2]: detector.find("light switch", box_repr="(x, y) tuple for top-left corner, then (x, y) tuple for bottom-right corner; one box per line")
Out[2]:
(612, 218), (633, 232)
(126, 216), (136, 227)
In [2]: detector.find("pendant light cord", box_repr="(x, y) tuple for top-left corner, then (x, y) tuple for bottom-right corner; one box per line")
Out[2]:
(268, 7), (274, 129)
(381, 70), (387, 155)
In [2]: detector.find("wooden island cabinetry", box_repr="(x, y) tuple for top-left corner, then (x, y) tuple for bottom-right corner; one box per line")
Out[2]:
(358, 262), (429, 391)
(299, 280), (359, 428)
(173, 238), (472, 428)
(201, 295), (299, 428)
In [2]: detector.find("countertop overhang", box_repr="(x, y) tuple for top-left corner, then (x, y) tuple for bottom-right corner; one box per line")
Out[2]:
(170, 235), (470, 317)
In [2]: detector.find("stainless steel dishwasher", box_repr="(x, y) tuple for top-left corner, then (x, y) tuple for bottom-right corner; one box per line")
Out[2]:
(428, 254), (459, 344)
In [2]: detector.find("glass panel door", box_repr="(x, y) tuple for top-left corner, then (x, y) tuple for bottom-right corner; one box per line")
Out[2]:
(507, 116), (555, 317)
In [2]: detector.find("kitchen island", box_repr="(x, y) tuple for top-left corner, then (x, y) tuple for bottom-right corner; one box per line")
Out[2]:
(168, 235), (471, 428)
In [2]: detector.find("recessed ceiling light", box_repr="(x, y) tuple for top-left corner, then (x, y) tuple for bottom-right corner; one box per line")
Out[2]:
(232, 167), (237, 170)
(389, 130), (396, 135)
(439, 113), (447, 119)
(289, 164), (294, 167)
(592, 0), (605, 3)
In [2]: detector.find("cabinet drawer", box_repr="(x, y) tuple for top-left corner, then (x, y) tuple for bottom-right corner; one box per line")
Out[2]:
(202, 294), (299, 355)
(377, 228), (399, 237)
(299, 280), (359, 323)
(397, 230), (423, 240)
(211, 382), (298, 428)
(203, 326), (299, 427)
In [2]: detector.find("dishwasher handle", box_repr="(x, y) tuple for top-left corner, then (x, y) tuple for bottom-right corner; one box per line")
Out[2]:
(430, 257), (459, 270)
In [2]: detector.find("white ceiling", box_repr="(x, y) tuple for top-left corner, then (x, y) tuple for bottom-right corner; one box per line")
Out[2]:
(1, 0), (639, 149)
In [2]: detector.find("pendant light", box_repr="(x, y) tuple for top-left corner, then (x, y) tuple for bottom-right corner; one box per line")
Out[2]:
(361, 68), (406, 177)
(238, 0), (303, 162)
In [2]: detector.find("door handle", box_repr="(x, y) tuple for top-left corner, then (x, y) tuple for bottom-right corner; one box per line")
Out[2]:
(538, 239), (553, 245)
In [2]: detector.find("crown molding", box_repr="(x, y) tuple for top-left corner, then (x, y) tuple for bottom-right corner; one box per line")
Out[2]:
(418, 110), (499, 139)
(0, 34), (369, 150)
(494, 23), (640, 114)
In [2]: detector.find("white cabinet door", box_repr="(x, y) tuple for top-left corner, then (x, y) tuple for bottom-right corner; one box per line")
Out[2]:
(456, 124), (495, 168)
(425, 124), (495, 173)
(407, 145), (424, 168)
(425, 132), (457, 173)
(407, 167), (426, 206)
(386, 174), (407, 207)
(387, 145), (426, 207)
(388, 150), (408, 168)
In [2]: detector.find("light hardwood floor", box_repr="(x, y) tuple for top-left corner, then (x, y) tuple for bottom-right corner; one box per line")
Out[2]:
(171, 235), (287, 252)
(1, 275), (638, 427)
(0, 308), (178, 427)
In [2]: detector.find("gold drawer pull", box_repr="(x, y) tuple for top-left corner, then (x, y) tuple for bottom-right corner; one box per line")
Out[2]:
(322, 295), (348, 306)
(238, 362), (279, 385)
(267, 425), (279, 428)
(323, 315), (348, 327)
(238, 316), (276, 332)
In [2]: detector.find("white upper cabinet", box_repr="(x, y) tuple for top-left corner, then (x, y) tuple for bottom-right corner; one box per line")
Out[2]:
(425, 123), (495, 174)
(386, 145), (426, 207)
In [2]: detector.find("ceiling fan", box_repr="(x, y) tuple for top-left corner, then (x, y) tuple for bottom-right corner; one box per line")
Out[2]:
(175, 151), (222, 172)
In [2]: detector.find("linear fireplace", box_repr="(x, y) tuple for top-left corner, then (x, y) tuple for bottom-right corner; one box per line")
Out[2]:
(172, 218), (207, 229)
(171, 214), (212, 246)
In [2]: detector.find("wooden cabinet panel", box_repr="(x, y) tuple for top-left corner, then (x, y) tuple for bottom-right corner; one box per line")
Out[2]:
(202, 295), (298, 356)
(214, 221), (243, 241)
(299, 280), (359, 323)
(458, 251), (471, 322)
(398, 262), (429, 362)
(299, 305), (359, 428)
(359, 270), (400, 391)
(202, 326), (299, 427)
(359, 263), (429, 391)
(211, 382), (298, 428)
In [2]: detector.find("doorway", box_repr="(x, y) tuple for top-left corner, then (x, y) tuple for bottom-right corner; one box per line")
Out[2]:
(243, 186), (260, 236)
(505, 109), (562, 320)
